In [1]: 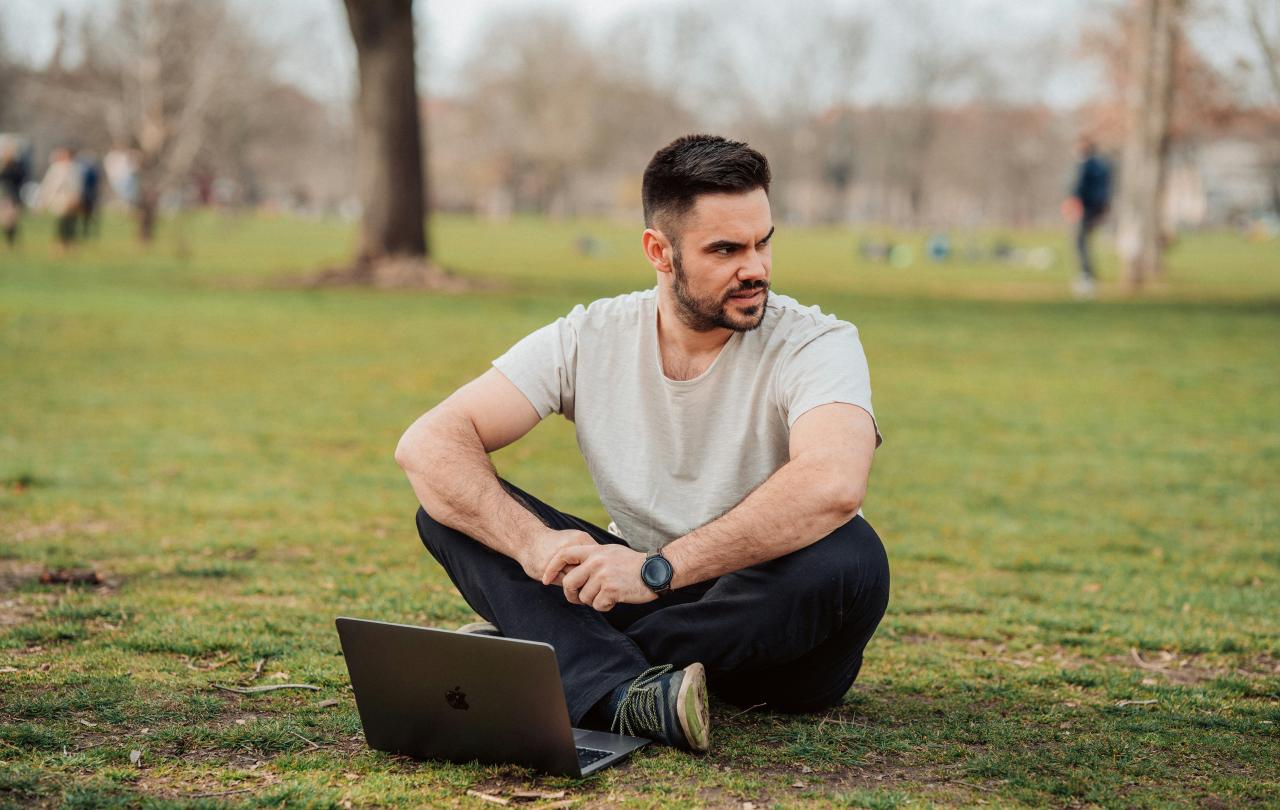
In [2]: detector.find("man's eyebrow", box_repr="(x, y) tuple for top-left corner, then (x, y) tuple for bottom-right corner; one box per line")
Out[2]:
(703, 226), (775, 251)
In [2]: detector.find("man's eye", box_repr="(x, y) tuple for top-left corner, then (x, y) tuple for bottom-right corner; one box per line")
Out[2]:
(715, 247), (733, 256)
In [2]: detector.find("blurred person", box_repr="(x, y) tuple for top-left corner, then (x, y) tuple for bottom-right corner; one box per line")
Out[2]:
(36, 147), (83, 252)
(0, 138), (28, 248)
(398, 135), (888, 755)
(103, 145), (140, 207)
(77, 151), (102, 238)
(1064, 136), (1112, 298)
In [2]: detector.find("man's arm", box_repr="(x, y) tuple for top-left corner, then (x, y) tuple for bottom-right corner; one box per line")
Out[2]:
(395, 368), (597, 580)
(544, 402), (877, 610)
(662, 402), (876, 588)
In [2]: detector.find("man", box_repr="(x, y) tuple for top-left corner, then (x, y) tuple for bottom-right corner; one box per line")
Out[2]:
(35, 147), (82, 252)
(397, 135), (890, 755)
(0, 137), (28, 248)
(1066, 136), (1112, 298)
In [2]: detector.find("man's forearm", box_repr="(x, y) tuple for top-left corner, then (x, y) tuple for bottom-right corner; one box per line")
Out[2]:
(661, 457), (861, 589)
(395, 412), (545, 562)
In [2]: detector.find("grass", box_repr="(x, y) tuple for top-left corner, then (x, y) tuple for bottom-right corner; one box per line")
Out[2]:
(1, 209), (1278, 808)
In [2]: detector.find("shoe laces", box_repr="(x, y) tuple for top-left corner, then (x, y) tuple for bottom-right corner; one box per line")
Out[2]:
(610, 664), (673, 738)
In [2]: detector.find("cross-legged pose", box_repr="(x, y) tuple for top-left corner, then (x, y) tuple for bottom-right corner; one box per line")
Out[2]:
(397, 135), (890, 754)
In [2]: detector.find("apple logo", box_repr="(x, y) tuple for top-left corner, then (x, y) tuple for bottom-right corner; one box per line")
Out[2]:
(445, 686), (469, 711)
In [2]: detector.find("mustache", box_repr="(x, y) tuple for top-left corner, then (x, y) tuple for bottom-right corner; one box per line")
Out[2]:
(725, 280), (769, 299)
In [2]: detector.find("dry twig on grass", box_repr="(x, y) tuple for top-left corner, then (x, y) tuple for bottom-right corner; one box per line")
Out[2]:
(211, 683), (320, 694)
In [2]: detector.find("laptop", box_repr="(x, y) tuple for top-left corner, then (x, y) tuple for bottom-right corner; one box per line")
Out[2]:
(335, 617), (649, 777)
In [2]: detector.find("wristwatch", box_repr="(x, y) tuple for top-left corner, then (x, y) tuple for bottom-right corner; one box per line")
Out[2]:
(640, 549), (674, 595)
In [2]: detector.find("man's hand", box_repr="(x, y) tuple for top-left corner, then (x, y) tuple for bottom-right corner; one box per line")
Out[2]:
(541, 544), (657, 612)
(521, 528), (598, 584)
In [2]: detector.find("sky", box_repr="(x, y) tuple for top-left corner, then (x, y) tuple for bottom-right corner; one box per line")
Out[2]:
(1, 0), (1267, 109)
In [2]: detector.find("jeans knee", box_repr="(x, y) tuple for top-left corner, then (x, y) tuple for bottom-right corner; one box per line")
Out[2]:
(793, 517), (889, 606)
(416, 506), (447, 560)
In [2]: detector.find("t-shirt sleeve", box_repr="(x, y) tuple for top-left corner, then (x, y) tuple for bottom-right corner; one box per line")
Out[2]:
(491, 307), (582, 421)
(777, 324), (882, 447)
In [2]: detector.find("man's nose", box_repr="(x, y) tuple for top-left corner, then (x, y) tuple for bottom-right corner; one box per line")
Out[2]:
(739, 251), (768, 281)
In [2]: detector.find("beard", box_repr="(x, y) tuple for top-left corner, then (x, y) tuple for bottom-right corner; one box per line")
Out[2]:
(671, 247), (769, 333)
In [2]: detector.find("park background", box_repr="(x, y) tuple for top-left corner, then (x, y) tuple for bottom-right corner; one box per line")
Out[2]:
(1, 0), (1278, 807)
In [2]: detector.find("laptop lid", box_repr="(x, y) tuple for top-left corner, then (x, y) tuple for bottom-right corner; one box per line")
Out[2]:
(336, 617), (582, 775)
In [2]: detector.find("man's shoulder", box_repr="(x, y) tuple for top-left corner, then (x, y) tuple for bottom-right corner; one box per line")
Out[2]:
(761, 292), (860, 347)
(563, 287), (655, 329)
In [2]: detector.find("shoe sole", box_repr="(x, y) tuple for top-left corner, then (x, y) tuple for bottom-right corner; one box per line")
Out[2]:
(455, 621), (501, 636)
(675, 662), (710, 753)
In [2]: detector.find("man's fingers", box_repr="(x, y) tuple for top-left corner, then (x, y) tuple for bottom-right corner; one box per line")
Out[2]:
(541, 546), (590, 585)
(577, 579), (602, 607)
(561, 563), (590, 593)
(592, 593), (616, 612)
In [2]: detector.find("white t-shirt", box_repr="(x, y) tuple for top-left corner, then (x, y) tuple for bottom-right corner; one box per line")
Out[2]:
(493, 288), (880, 553)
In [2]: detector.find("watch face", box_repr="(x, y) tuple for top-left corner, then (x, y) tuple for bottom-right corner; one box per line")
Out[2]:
(642, 555), (673, 589)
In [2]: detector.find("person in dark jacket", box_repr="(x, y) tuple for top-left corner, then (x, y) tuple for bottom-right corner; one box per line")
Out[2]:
(0, 139), (28, 248)
(1067, 137), (1112, 297)
(78, 152), (102, 239)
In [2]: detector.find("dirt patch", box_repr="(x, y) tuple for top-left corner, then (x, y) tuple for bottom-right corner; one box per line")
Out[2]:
(8, 519), (112, 543)
(0, 560), (119, 596)
(278, 255), (486, 292)
(1113, 648), (1280, 685)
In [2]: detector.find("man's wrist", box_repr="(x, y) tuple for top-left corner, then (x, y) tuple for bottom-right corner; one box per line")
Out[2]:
(660, 538), (696, 590)
(640, 548), (674, 594)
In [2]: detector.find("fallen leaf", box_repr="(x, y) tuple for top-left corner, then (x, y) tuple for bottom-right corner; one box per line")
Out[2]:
(0, 667), (18, 673)
(800, 764), (813, 774)
(743, 804), (757, 810)
(317, 699), (340, 708)
(40, 569), (102, 586)
(78, 719), (97, 728)
(465, 789), (510, 806)
(129, 749), (142, 766)
(39, 663), (51, 672)
(269, 671), (290, 681)
(792, 781), (806, 789)
(1082, 582), (1101, 593)
(1116, 699), (1158, 707)
(1141, 678), (1157, 686)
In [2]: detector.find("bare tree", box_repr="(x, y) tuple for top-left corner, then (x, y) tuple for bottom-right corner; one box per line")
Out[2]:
(342, 0), (430, 275)
(17, 0), (286, 241)
(1245, 0), (1280, 216)
(1114, 0), (1185, 289)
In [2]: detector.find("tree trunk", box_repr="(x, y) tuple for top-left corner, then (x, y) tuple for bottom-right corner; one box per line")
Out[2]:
(343, 0), (428, 268)
(1115, 0), (1181, 289)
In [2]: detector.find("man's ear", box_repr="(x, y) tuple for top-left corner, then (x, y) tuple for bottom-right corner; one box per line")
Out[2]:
(642, 228), (674, 276)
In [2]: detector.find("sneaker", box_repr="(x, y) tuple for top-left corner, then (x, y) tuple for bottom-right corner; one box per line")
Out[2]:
(1072, 274), (1097, 300)
(455, 621), (501, 637)
(609, 662), (710, 753)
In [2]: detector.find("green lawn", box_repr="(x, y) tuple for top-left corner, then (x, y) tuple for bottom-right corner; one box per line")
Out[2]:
(1, 211), (1277, 808)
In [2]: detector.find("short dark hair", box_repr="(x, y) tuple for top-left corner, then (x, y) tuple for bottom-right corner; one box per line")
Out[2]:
(642, 134), (771, 236)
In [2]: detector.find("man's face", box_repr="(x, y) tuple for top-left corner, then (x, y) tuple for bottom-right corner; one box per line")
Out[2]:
(666, 188), (773, 333)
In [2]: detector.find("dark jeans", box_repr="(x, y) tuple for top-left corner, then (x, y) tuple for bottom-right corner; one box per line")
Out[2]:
(415, 480), (890, 727)
(1076, 209), (1105, 280)
(55, 213), (77, 246)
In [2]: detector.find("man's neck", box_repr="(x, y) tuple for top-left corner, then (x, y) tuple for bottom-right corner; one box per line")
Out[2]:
(655, 287), (734, 361)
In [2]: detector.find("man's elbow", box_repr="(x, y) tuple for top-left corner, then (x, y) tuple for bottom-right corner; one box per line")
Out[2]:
(395, 414), (438, 472)
(827, 478), (866, 523)
(393, 431), (415, 472)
